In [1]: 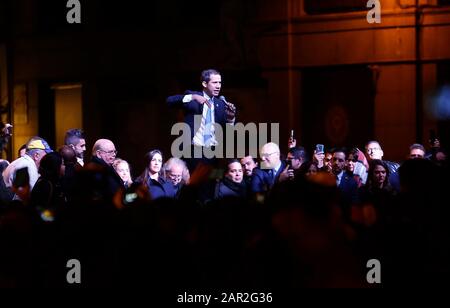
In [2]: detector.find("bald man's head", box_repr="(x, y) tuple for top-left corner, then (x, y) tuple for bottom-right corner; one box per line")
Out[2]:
(92, 139), (117, 165)
(260, 142), (281, 169)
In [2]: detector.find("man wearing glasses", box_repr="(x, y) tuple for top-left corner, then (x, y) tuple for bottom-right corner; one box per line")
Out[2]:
(365, 140), (399, 174)
(163, 157), (189, 197)
(88, 138), (124, 199)
(251, 142), (287, 194)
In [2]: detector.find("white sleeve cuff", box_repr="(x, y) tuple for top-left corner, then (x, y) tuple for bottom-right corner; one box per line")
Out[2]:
(182, 94), (192, 103)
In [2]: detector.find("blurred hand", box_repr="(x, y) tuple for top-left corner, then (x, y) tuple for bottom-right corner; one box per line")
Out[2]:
(279, 166), (294, 182)
(192, 94), (210, 107)
(225, 101), (236, 121)
(288, 137), (296, 149)
(1, 123), (12, 137)
(12, 184), (30, 204)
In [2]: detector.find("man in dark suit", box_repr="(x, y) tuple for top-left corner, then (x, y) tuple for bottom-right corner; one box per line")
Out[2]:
(86, 139), (124, 201)
(166, 69), (236, 171)
(251, 142), (287, 194)
(332, 149), (359, 219)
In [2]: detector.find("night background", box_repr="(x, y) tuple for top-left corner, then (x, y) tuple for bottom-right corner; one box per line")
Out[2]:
(1, 0), (450, 290)
(1, 0), (449, 171)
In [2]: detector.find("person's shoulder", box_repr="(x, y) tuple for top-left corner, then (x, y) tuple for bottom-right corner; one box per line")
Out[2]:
(7, 156), (30, 169)
(252, 167), (267, 179)
(384, 160), (400, 169)
(184, 90), (202, 95)
(252, 167), (263, 175)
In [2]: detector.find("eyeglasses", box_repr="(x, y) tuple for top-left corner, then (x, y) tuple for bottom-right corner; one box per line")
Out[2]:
(99, 149), (117, 155)
(261, 152), (278, 159)
(168, 173), (182, 180)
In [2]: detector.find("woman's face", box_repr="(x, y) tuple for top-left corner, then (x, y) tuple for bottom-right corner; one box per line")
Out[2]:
(226, 162), (243, 183)
(149, 153), (162, 174)
(324, 153), (332, 168)
(346, 154), (356, 173)
(314, 152), (325, 163)
(306, 164), (318, 176)
(116, 161), (130, 182)
(373, 165), (387, 187)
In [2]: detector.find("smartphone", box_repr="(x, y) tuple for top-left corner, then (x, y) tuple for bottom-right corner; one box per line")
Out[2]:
(290, 130), (294, 139)
(315, 144), (324, 153)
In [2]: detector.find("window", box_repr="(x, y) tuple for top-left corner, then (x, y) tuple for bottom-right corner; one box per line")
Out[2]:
(304, 0), (367, 15)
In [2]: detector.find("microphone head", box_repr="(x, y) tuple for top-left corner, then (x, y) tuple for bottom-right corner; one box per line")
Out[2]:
(219, 95), (226, 102)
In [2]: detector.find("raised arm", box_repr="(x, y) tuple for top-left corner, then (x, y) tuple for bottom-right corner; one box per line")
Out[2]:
(166, 91), (209, 111)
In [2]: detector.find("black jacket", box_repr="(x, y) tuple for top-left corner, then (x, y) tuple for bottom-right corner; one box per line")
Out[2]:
(214, 177), (247, 199)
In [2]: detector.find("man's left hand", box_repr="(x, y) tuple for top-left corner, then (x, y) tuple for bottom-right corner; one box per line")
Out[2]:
(225, 101), (236, 121)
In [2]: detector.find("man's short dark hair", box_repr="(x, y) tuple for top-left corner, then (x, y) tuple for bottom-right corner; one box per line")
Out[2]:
(200, 69), (220, 83)
(409, 143), (425, 153)
(288, 147), (308, 162)
(65, 128), (85, 145)
(332, 147), (347, 156)
(243, 156), (258, 164)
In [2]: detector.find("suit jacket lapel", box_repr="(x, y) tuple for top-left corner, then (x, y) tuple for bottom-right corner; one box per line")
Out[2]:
(213, 96), (224, 123)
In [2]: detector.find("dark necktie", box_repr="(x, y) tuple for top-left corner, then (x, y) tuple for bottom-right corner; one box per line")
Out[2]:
(268, 169), (275, 185)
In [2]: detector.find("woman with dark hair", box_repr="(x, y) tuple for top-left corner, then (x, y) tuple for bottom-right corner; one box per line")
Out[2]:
(358, 159), (396, 227)
(214, 159), (247, 199)
(30, 152), (65, 221)
(297, 161), (318, 179)
(136, 150), (175, 200)
(346, 148), (368, 187)
(366, 160), (393, 192)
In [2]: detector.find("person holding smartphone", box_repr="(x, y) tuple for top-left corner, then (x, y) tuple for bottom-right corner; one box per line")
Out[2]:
(313, 144), (326, 170)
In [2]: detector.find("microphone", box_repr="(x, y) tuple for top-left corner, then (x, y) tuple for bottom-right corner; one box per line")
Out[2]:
(220, 95), (234, 110)
(219, 95), (228, 103)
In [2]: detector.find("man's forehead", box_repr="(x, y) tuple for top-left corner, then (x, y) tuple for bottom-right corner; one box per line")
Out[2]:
(333, 152), (345, 158)
(367, 142), (381, 149)
(171, 165), (183, 172)
(242, 156), (254, 163)
(101, 142), (115, 150)
(209, 74), (221, 81)
(261, 144), (276, 153)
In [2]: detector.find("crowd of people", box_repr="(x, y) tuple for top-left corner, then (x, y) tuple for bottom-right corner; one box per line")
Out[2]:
(0, 127), (448, 287)
(0, 68), (448, 287)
